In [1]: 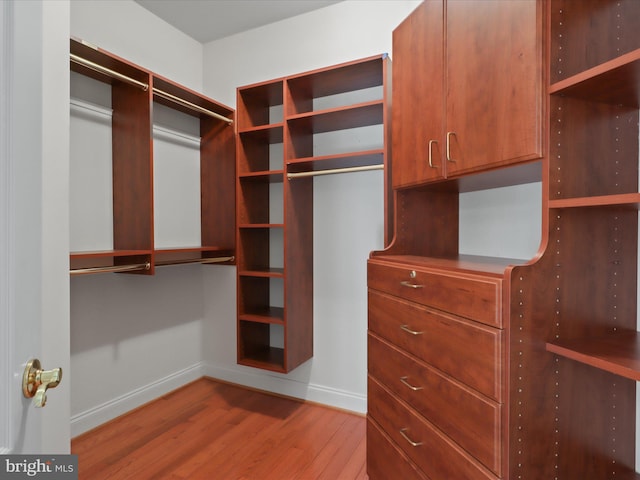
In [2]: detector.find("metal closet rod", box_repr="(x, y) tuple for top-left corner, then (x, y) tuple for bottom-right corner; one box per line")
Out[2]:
(70, 262), (151, 276)
(70, 256), (234, 275)
(70, 53), (233, 125)
(153, 88), (234, 125)
(70, 53), (149, 91)
(287, 164), (383, 179)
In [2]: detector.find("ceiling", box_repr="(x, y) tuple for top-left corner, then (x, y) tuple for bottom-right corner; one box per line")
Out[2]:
(135, 0), (341, 43)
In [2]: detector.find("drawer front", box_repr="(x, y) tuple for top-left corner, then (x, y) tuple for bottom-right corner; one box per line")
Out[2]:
(369, 290), (503, 401)
(368, 376), (498, 480)
(367, 417), (430, 480)
(368, 260), (502, 327)
(369, 333), (502, 476)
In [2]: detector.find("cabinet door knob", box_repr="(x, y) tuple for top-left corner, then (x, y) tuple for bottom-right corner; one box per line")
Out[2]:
(446, 131), (457, 162)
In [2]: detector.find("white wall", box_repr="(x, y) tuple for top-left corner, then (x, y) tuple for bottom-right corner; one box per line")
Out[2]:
(70, 0), (203, 91)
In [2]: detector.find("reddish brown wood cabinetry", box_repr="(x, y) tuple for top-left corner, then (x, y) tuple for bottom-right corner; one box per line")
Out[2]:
(370, 1), (640, 479)
(392, 0), (542, 189)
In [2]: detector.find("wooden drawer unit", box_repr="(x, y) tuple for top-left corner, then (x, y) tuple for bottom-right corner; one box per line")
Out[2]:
(368, 259), (502, 327)
(368, 376), (498, 480)
(368, 289), (503, 401)
(368, 332), (502, 476)
(367, 418), (429, 480)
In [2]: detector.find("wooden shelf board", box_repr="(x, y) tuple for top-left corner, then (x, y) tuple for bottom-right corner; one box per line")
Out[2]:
(287, 150), (384, 173)
(287, 101), (383, 134)
(549, 193), (640, 209)
(239, 268), (285, 278)
(70, 249), (150, 259)
(546, 331), (640, 381)
(239, 308), (285, 325)
(238, 170), (284, 182)
(238, 223), (284, 229)
(152, 74), (234, 119)
(237, 123), (283, 143)
(238, 346), (285, 373)
(550, 48), (640, 107)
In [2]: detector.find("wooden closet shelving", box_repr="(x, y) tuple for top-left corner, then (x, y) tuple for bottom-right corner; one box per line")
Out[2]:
(236, 54), (391, 372)
(69, 37), (235, 275)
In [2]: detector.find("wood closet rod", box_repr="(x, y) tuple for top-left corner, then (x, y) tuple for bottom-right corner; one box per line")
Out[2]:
(287, 164), (383, 179)
(70, 262), (151, 276)
(70, 54), (149, 91)
(153, 88), (234, 125)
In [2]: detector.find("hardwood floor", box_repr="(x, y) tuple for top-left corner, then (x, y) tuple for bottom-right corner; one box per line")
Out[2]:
(71, 378), (368, 479)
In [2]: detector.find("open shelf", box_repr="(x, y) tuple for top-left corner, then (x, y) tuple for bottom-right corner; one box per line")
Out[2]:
(547, 331), (640, 381)
(287, 101), (383, 134)
(550, 48), (640, 108)
(549, 193), (640, 209)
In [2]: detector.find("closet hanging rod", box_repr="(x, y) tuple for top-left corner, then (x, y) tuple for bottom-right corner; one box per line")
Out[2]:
(154, 255), (235, 267)
(70, 54), (149, 91)
(287, 164), (383, 179)
(70, 262), (151, 276)
(153, 88), (234, 125)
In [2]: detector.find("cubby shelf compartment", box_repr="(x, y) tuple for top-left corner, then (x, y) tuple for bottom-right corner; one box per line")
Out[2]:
(550, 48), (640, 107)
(547, 331), (640, 381)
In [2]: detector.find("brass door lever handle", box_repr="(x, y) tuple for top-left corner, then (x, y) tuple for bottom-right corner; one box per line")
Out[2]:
(22, 358), (62, 408)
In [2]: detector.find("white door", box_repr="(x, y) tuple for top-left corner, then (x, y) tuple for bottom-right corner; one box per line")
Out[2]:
(0, 0), (71, 454)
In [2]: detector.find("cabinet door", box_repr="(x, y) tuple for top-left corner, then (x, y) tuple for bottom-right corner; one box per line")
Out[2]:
(445, 0), (541, 176)
(392, 0), (444, 188)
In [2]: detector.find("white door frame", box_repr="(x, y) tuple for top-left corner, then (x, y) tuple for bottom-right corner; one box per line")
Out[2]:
(1, 0), (71, 454)
(0, 0), (14, 454)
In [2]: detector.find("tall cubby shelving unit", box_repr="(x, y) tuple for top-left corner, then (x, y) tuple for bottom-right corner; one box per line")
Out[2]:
(508, 1), (640, 477)
(69, 38), (235, 276)
(236, 54), (391, 372)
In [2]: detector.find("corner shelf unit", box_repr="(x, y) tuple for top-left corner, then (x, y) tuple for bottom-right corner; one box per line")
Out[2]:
(236, 54), (391, 372)
(69, 38), (235, 276)
(513, 1), (640, 478)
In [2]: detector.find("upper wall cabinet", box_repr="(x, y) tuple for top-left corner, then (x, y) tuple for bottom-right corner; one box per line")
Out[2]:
(392, 0), (543, 189)
(69, 38), (235, 275)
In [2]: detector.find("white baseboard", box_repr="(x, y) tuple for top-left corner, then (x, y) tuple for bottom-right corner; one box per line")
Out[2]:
(203, 363), (367, 414)
(70, 362), (205, 438)
(71, 362), (367, 438)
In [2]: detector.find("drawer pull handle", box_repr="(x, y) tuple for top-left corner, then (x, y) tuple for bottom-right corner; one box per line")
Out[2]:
(400, 281), (424, 289)
(400, 325), (424, 336)
(400, 376), (423, 391)
(399, 428), (423, 447)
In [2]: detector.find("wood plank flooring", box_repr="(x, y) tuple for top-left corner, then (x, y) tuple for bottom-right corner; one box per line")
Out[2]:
(71, 378), (368, 480)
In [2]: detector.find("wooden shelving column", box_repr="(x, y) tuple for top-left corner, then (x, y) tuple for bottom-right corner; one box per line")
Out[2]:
(236, 55), (391, 372)
(509, 1), (640, 478)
